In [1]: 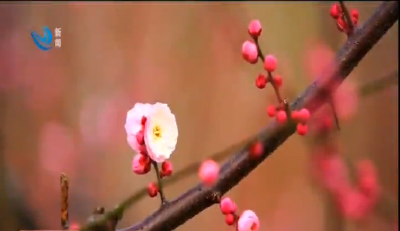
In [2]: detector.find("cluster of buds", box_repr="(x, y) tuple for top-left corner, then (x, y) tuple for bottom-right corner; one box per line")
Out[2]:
(131, 116), (174, 198)
(146, 161), (173, 198)
(219, 197), (259, 231)
(197, 160), (260, 231)
(242, 20), (311, 136)
(330, 2), (359, 34)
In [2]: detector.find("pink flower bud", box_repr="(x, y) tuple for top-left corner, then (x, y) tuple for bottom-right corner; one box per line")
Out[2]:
(238, 210), (260, 231)
(147, 182), (158, 197)
(264, 55), (277, 72)
(296, 123), (308, 136)
(242, 41), (258, 64)
(298, 108), (311, 123)
(161, 161), (173, 177)
(220, 197), (236, 215)
(198, 159), (220, 186)
(132, 154), (151, 175)
(136, 130), (145, 145)
(248, 20), (262, 38)
(276, 110), (287, 124)
(267, 105), (276, 117)
(225, 214), (235, 226)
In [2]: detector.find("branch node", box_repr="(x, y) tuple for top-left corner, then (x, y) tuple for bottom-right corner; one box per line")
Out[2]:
(209, 191), (222, 204)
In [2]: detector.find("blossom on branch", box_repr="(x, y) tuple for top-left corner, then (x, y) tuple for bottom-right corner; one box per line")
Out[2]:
(125, 102), (178, 163)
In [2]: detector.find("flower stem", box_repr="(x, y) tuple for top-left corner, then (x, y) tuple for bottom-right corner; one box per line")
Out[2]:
(254, 37), (284, 104)
(266, 71), (284, 104)
(328, 98), (341, 131)
(339, 1), (354, 35)
(152, 160), (167, 206)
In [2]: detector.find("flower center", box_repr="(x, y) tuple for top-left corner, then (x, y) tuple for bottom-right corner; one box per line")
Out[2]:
(152, 125), (162, 139)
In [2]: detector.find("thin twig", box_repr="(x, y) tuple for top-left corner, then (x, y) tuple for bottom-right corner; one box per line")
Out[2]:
(359, 70), (398, 96)
(152, 161), (167, 206)
(254, 37), (284, 104)
(60, 173), (69, 230)
(80, 2), (398, 231)
(330, 1), (356, 131)
(328, 99), (341, 131)
(339, 1), (354, 34)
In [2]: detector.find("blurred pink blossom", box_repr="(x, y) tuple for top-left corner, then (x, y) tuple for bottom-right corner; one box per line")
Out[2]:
(304, 41), (335, 81)
(332, 80), (358, 120)
(303, 40), (359, 121)
(311, 149), (350, 194)
(337, 189), (374, 221)
(79, 95), (126, 150)
(39, 122), (76, 176)
(356, 159), (380, 200)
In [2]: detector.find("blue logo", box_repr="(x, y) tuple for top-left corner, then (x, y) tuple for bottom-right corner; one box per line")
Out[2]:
(31, 26), (52, 51)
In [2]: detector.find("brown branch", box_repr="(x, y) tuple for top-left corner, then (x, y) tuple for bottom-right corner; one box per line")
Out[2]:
(80, 2), (398, 231)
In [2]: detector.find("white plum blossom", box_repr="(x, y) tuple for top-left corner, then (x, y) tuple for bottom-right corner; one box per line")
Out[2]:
(125, 103), (153, 152)
(144, 103), (178, 163)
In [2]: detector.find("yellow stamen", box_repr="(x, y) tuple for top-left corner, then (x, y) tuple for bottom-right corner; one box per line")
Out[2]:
(153, 125), (162, 139)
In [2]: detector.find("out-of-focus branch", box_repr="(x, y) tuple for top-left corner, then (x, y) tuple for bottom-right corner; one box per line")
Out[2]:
(359, 70), (398, 97)
(80, 2), (398, 231)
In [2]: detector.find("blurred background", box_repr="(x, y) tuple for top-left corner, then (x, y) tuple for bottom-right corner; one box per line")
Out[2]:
(0, 2), (398, 231)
